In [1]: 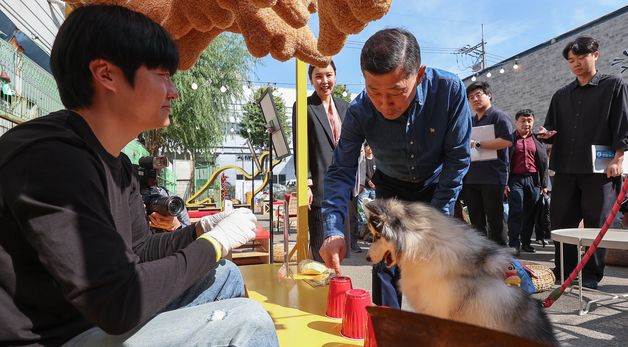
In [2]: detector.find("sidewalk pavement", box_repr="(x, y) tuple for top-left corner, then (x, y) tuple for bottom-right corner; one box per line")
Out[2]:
(254, 211), (628, 346)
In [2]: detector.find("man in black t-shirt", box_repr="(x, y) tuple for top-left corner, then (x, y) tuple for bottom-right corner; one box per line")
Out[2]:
(539, 36), (628, 290)
(462, 82), (514, 246)
(0, 5), (278, 347)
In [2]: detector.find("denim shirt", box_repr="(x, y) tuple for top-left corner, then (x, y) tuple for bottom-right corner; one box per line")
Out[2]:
(322, 67), (472, 238)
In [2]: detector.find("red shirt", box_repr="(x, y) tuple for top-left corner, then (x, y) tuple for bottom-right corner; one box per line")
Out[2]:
(511, 133), (537, 175)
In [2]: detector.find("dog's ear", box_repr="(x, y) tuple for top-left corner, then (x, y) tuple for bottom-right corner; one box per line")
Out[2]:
(365, 200), (386, 232)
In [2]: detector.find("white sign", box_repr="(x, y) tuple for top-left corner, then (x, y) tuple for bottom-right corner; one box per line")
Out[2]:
(591, 145), (628, 173)
(470, 125), (498, 162)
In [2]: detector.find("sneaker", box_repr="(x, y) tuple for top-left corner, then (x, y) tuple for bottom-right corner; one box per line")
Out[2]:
(521, 244), (536, 253)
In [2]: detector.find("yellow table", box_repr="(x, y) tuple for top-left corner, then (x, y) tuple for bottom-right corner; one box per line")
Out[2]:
(239, 264), (363, 346)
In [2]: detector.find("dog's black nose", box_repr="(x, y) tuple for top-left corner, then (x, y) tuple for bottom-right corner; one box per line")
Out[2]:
(366, 255), (371, 262)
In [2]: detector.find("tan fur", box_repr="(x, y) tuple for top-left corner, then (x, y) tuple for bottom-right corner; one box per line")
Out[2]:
(67, 0), (392, 69)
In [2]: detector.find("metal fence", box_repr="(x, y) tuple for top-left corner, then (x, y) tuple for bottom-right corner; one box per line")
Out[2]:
(0, 38), (63, 136)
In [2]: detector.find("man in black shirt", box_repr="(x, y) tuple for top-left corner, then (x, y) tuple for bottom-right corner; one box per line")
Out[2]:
(462, 82), (513, 245)
(0, 5), (278, 346)
(539, 36), (628, 289)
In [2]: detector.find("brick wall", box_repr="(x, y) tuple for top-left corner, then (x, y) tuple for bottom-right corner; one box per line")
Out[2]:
(463, 9), (628, 126)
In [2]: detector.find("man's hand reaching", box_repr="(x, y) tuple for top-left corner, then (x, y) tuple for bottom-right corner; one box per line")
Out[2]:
(319, 236), (346, 275)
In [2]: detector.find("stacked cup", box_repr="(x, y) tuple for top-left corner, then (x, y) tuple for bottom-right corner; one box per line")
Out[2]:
(340, 289), (371, 340)
(326, 276), (353, 318)
(326, 276), (373, 340)
(363, 305), (388, 347)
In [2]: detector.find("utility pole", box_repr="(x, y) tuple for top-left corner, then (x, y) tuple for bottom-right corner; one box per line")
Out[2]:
(455, 24), (487, 72)
(481, 24), (486, 70)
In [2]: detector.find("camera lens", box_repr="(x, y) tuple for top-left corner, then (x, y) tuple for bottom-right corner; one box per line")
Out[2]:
(148, 196), (185, 216)
(166, 197), (185, 216)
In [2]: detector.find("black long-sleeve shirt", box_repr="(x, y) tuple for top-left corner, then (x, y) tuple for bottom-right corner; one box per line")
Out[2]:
(0, 111), (218, 346)
(543, 73), (628, 173)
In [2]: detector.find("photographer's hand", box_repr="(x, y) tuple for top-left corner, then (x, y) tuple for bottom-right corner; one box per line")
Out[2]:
(149, 212), (181, 231)
(199, 210), (257, 255)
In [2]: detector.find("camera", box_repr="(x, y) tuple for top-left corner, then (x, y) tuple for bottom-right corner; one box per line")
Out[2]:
(144, 191), (185, 217)
(135, 156), (185, 217)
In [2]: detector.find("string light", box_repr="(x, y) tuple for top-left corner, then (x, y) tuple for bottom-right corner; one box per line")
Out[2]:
(471, 75), (477, 82)
(513, 60), (520, 70)
(220, 85), (227, 93)
(499, 67), (505, 74)
(191, 82), (198, 90)
(486, 72), (492, 78)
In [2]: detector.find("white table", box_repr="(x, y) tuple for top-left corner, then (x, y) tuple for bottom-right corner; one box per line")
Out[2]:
(551, 228), (628, 315)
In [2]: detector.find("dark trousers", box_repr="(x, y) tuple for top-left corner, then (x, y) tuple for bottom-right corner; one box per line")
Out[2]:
(308, 206), (326, 263)
(349, 196), (360, 248)
(371, 171), (436, 309)
(309, 203), (353, 262)
(462, 184), (507, 245)
(507, 175), (540, 249)
(552, 173), (620, 283)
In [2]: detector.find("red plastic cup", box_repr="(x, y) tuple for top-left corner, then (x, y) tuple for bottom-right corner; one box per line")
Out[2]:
(326, 276), (353, 318)
(364, 306), (389, 347)
(341, 289), (371, 339)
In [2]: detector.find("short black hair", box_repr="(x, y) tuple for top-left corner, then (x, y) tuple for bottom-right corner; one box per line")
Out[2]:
(308, 60), (336, 81)
(465, 81), (492, 98)
(562, 36), (599, 59)
(50, 5), (179, 109)
(360, 28), (421, 76)
(515, 109), (535, 120)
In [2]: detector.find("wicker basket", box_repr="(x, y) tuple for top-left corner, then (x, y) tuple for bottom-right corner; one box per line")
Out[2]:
(272, 243), (297, 263)
(606, 249), (628, 267)
(523, 262), (555, 293)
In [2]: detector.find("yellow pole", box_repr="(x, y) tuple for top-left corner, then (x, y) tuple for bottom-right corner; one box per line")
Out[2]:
(295, 59), (309, 262)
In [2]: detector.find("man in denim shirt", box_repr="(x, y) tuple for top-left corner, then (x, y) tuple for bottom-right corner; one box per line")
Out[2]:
(319, 28), (472, 308)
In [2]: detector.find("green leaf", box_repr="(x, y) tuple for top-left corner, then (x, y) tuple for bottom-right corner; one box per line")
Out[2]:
(238, 87), (291, 150)
(140, 34), (255, 161)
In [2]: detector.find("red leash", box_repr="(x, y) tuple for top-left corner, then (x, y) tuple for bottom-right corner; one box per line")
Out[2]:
(543, 174), (628, 308)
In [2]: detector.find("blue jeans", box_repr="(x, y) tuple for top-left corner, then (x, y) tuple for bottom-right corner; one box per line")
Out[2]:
(357, 188), (376, 225)
(63, 260), (278, 347)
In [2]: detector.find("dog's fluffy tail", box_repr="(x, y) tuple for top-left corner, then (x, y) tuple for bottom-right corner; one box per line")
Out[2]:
(509, 292), (559, 346)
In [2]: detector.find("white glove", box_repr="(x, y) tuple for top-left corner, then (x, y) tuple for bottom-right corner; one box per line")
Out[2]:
(199, 208), (252, 232)
(205, 210), (257, 255)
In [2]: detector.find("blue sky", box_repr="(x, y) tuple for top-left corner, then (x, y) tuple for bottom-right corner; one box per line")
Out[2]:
(251, 0), (625, 95)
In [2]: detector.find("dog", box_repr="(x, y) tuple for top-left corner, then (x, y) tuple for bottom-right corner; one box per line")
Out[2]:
(365, 199), (558, 346)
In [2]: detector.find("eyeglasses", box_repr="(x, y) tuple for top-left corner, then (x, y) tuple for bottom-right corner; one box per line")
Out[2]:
(468, 91), (485, 100)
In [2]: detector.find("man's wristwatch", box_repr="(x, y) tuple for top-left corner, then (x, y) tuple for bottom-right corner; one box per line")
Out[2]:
(475, 141), (481, 148)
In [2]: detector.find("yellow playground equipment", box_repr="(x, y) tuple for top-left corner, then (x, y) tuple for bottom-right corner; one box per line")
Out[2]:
(186, 150), (283, 208)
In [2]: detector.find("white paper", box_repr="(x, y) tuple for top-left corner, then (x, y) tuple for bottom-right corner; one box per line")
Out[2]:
(591, 145), (628, 173)
(470, 125), (498, 162)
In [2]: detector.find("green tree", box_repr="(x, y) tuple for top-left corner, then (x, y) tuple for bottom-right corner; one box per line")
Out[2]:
(141, 34), (254, 160)
(238, 87), (290, 150)
(333, 84), (352, 103)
